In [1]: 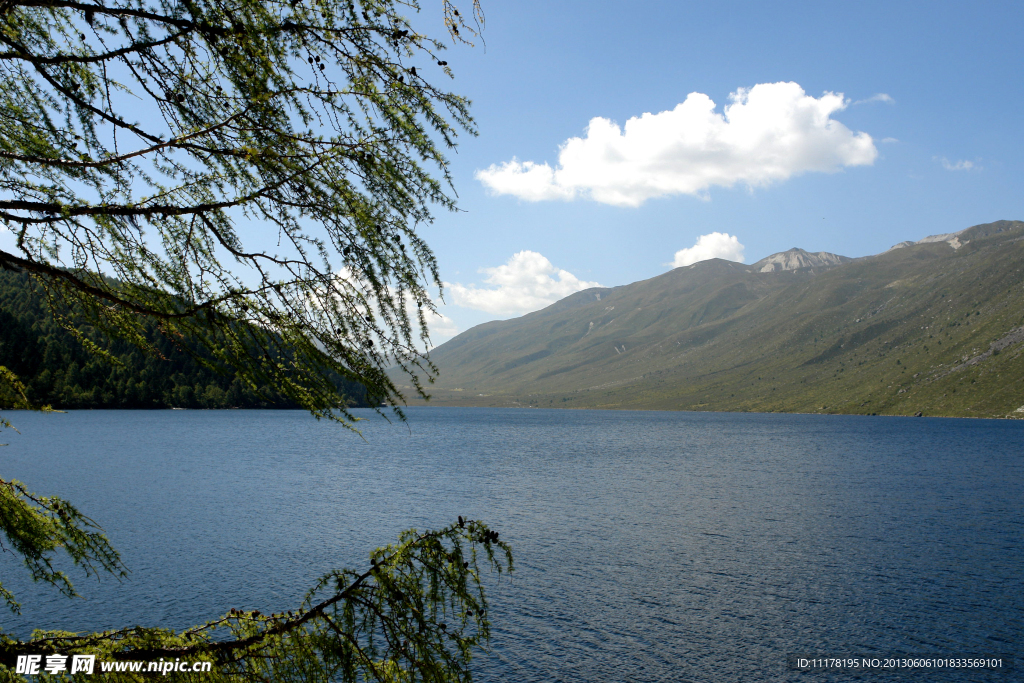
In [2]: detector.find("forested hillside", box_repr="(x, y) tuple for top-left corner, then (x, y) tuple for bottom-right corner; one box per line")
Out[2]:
(0, 271), (367, 410)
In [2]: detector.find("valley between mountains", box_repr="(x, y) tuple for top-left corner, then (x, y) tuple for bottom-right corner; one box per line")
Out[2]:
(401, 220), (1024, 418)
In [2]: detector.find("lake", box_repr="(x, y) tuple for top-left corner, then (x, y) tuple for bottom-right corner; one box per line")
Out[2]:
(1, 408), (1020, 681)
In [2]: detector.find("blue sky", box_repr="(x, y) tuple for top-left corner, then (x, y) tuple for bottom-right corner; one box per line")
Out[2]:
(2, 1), (1018, 346)
(410, 0), (1024, 341)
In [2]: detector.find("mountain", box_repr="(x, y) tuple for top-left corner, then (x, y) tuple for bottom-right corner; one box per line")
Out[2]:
(0, 271), (368, 410)
(404, 220), (1024, 418)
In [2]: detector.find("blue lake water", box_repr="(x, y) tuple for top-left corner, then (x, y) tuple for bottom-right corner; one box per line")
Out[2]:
(1, 408), (1021, 681)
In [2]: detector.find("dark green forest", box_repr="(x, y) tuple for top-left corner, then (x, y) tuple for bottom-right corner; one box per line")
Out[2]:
(0, 271), (368, 410)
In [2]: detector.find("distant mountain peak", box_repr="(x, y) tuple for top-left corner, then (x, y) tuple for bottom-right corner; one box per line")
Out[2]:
(884, 241), (917, 253)
(882, 221), (1024, 253)
(885, 227), (969, 252)
(751, 247), (851, 273)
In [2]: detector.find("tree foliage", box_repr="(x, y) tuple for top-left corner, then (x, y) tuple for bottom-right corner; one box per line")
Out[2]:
(0, 520), (512, 682)
(0, 0), (484, 421)
(0, 1), (511, 680)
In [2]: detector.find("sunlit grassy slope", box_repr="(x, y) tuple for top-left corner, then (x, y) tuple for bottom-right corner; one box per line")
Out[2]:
(408, 221), (1024, 418)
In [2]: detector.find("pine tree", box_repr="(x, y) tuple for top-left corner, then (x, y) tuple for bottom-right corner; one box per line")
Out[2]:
(0, 0), (483, 419)
(0, 1), (511, 679)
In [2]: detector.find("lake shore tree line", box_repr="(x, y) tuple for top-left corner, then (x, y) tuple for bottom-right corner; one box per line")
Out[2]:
(0, 270), (369, 410)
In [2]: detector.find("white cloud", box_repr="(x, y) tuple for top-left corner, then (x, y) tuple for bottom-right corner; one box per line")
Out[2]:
(325, 268), (458, 349)
(445, 251), (601, 316)
(671, 232), (745, 268)
(476, 82), (878, 207)
(881, 137), (899, 144)
(416, 301), (459, 347)
(473, 160), (576, 202)
(854, 93), (895, 105)
(390, 291), (460, 350)
(937, 157), (980, 172)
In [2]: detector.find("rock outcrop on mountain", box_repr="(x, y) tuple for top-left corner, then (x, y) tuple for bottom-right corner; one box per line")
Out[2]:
(751, 248), (852, 272)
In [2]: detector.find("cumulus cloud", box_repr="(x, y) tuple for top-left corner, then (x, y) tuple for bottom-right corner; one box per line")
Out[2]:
(476, 82), (878, 207)
(473, 160), (576, 202)
(326, 268), (458, 349)
(671, 232), (746, 268)
(937, 157), (980, 172)
(854, 93), (895, 105)
(399, 293), (459, 348)
(445, 251), (600, 316)
(415, 306), (458, 348)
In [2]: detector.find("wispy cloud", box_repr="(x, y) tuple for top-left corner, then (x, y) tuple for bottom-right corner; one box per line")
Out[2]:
(406, 294), (459, 348)
(476, 82), (878, 207)
(421, 309), (458, 346)
(445, 251), (600, 316)
(671, 232), (745, 268)
(881, 137), (899, 144)
(853, 93), (895, 105)
(327, 268), (458, 349)
(936, 156), (981, 172)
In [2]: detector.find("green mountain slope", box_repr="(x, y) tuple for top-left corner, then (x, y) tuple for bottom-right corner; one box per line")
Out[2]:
(410, 220), (1024, 418)
(0, 271), (368, 410)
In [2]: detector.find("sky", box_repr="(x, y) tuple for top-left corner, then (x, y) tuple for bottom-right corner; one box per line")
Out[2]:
(3, 0), (1021, 348)
(406, 0), (1024, 343)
